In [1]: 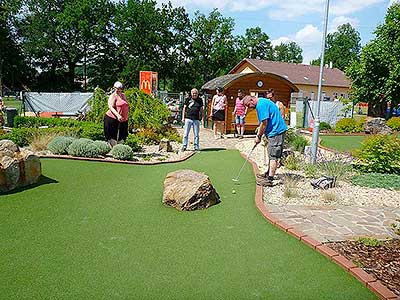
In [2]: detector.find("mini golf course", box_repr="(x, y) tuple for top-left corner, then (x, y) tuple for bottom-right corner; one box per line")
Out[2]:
(0, 150), (377, 299)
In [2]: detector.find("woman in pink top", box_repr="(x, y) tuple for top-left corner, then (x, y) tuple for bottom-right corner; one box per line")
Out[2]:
(233, 89), (248, 138)
(211, 86), (227, 139)
(104, 81), (129, 145)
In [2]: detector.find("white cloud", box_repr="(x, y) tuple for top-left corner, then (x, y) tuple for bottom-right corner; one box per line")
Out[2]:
(272, 24), (322, 64)
(389, 0), (400, 6)
(329, 16), (359, 32)
(158, 0), (384, 19)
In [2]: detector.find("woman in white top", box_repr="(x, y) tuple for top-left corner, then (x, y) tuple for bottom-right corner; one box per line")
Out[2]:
(211, 87), (227, 139)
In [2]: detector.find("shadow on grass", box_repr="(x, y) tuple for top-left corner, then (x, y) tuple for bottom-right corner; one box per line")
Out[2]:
(200, 148), (226, 152)
(0, 175), (58, 195)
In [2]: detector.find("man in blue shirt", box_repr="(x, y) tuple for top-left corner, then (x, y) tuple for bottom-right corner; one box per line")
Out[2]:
(243, 89), (287, 186)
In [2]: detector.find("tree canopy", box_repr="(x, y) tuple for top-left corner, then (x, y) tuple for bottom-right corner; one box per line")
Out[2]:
(346, 3), (400, 117)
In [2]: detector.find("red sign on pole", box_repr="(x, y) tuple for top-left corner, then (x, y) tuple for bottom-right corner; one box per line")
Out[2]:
(140, 71), (158, 96)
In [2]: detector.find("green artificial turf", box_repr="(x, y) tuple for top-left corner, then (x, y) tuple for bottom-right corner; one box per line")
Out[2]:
(0, 151), (377, 300)
(320, 135), (366, 152)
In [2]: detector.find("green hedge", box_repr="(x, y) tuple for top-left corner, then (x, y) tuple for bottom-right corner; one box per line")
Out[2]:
(0, 125), (103, 147)
(335, 117), (365, 133)
(353, 134), (400, 174)
(86, 87), (170, 131)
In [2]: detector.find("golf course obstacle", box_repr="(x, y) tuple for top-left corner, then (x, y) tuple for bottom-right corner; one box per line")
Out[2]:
(163, 169), (220, 211)
(0, 140), (41, 192)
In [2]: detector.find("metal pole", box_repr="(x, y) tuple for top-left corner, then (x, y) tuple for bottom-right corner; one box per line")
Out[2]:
(310, 0), (330, 164)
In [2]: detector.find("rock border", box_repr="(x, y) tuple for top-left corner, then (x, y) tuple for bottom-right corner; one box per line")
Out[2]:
(242, 152), (399, 300)
(39, 151), (196, 165)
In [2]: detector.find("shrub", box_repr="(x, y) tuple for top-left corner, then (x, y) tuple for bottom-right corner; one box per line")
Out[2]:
(353, 134), (400, 174)
(283, 154), (301, 170)
(335, 118), (357, 133)
(285, 129), (309, 153)
(86, 87), (170, 131)
(0, 127), (80, 147)
(283, 174), (299, 198)
(79, 123), (104, 140)
(303, 163), (319, 178)
(357, 237), (382, 247)
(136, 128), (161, 145)
(387, 117), (400, 131)
(111, 144), (134, 161)
(163, 125), (181, 143)
(30, 132), (58, 151)
(354, 117), (366, 133)
(124, 134), (142, 152)
(93, 140), (111, 156)
(319, 159), (353, 185)
(319, 122), (331, 131)
(67, 138), (101, 158)
(48, 136), (75, 155)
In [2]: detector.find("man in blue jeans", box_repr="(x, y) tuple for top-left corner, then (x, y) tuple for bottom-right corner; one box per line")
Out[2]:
(181, 88), (203, 151)
(243, 92), (287, 186)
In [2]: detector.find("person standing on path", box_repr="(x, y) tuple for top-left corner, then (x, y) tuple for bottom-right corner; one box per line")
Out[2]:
(233, 89), (247, 138)
(243, 94), (287, 187)
(267, 89), (285, 119)
(211, 87), (227, 139)
(104, 81), (129, 146)
(181, 88), (203, 151)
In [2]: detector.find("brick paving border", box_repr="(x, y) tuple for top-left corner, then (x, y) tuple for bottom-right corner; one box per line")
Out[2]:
(241, 152), (399, 300)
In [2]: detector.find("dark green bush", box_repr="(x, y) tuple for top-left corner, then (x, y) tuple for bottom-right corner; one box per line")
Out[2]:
(47, 136), (75, 155)
(351, 172), (400, 190)
(136, 128), (162, 145)
(79, 123), (104, 140)
(124, 134), (142, 152)
(111, 144), (134, 161)
(67, 138), (101, 158)
(353, 134), (400, 174)
(319, 122), (331, 131)
(387, 117), (400, 131)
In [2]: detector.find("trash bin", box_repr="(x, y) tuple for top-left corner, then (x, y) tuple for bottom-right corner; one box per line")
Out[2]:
(6, 107), (18, 127)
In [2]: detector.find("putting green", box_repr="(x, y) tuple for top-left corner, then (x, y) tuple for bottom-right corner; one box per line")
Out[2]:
(0, 150), (377, 300)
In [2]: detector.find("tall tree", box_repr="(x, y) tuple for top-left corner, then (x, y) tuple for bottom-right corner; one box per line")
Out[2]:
(236, 27), (273, 60)
(273, 41), (303, 63)
(190, 9), (237, 87)
(311, 23), (361, 71)
(0, 0), (34, 91)
(346, 3), (400, 117)
(18, 0), (114, 91)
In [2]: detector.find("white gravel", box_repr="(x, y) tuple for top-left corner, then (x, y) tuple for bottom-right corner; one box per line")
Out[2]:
(236, 139), (400, 208)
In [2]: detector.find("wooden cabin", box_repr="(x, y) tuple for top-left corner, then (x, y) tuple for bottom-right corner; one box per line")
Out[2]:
(201, 72), (298, 133)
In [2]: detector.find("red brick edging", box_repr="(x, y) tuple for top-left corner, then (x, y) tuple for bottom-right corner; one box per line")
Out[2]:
(240, 152), (398, 300)
(39, 151), (196, 165)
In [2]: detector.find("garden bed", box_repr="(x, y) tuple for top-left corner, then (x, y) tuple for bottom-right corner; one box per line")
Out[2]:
(327, 239), (400, 297)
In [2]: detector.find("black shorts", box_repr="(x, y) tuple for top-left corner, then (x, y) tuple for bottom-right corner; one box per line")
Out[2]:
(267, 132), (286, 160)
(212, 110), (225, 121)
(104, 115), (128, 141)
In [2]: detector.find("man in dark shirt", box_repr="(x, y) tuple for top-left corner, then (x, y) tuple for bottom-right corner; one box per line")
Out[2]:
(181, 88), (203, 151)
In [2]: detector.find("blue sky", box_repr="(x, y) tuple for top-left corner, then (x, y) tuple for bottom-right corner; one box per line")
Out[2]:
(156, 0), (399, 64)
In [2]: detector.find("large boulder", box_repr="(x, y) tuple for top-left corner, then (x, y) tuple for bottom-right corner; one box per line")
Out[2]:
(364, 117), (392, 135)
(0, 140), (41, 193)
(163, 169), (220, 211)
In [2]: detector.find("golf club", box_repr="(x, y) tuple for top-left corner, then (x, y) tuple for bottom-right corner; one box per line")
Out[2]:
(116, 122), (121, 143)
(232, 144), (257, 183)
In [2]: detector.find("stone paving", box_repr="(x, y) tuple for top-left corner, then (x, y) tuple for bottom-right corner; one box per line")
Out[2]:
(266, 204), (400, 242)
(177, 126), (400, 243)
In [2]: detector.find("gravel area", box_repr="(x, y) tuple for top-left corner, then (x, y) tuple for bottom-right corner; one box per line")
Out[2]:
(236, 140), (400, 208)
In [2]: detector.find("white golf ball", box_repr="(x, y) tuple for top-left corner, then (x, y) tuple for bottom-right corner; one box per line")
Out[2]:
(232, 190), (236, 194)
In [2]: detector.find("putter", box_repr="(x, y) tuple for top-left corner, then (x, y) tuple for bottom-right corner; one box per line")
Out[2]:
(232, 144), (257, 183)
(116, 122), (121, 143)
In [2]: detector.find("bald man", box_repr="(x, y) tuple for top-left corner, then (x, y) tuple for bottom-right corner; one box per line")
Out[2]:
(243, 95), (287, 187)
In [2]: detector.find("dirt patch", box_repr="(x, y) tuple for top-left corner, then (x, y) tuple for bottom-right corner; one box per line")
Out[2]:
(327, 239), (400, 296)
